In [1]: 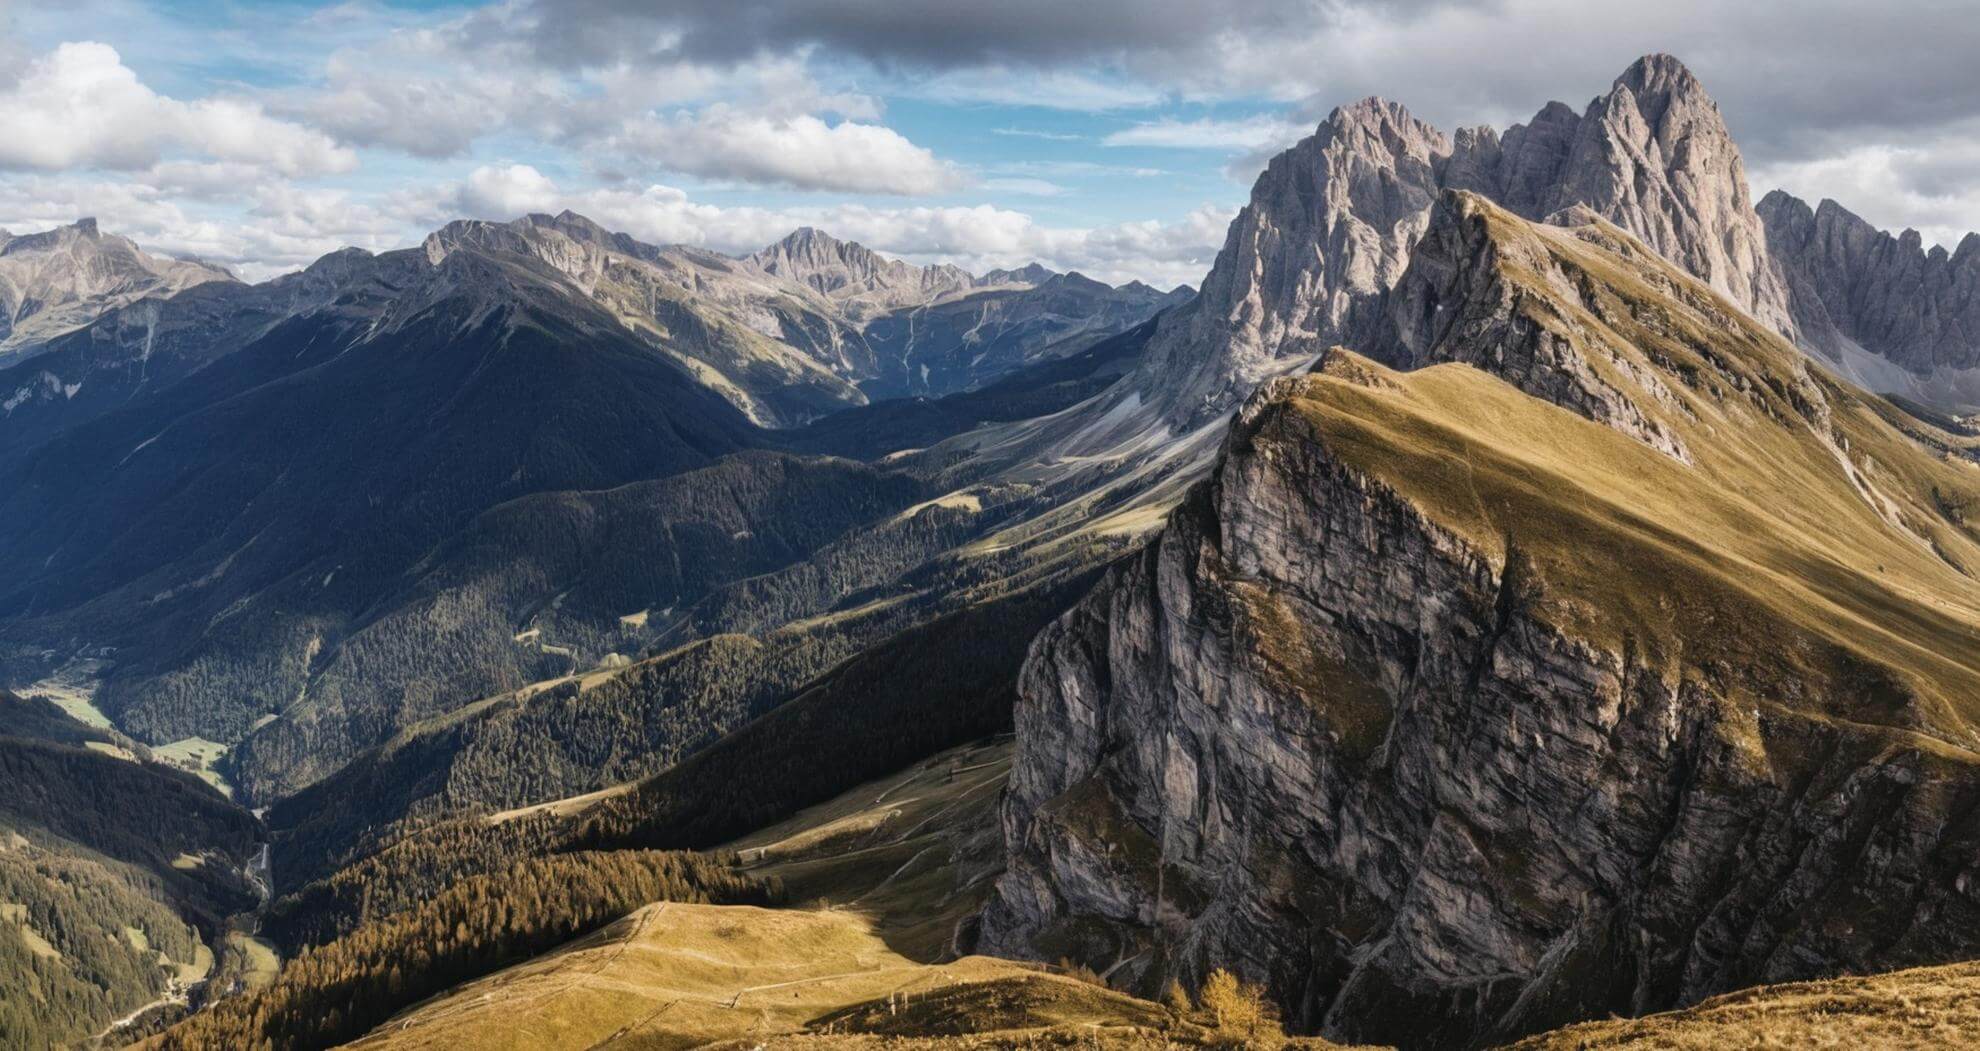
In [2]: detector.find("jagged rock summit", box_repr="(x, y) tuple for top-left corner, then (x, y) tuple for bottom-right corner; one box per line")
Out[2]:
(0, 217), (235, 361)
(747, 226), (979, 309)
(1112, 54), (1797, 436)
(1453, 54), (1794, 334)
(1760, 189), (1980, 409)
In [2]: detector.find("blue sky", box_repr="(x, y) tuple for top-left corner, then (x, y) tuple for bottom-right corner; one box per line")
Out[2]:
(2, 0), (1976, 285)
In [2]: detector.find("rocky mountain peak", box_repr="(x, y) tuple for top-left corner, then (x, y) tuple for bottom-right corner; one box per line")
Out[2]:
(981, 262), (1056, 287)
(0, 218), (236, 358)
(1760, 188), (1980, 401)
(3, 217), (109, 257)
(747, 227), (975, 306)
(1094, 54), (1799, 439)
(1536, 54), (1795, 333)
(1613, 51), (1707, 115)
(989, 186), (1980, 1049)
(1109, 94), (1449, 435)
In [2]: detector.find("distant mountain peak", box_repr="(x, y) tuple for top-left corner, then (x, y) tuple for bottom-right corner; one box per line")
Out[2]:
(982, 262), (1056, 287)
(1760, 188), (1980, 394)
(747, 227), (974, 305)
(0, 217), (236, 357)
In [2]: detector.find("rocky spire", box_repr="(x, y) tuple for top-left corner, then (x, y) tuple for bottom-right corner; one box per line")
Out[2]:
(1099, 55), (1798, 439)
(1533, 54), (1796, 334)
(1122, 96), (1450, 433)
(1760, 189), (1980, 394)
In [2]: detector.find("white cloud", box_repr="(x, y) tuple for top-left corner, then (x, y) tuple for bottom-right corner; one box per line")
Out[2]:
(453, 163), (565, 217)
(992, 127), (1085, 142)
(996, 160), (1169, 179)
(980, 177), (1067, 197)
(0, 42), (356, 177)
(605, 107), (965, 195)
(913, 68), (1165, 111)
(1103, 115), (1307, 151)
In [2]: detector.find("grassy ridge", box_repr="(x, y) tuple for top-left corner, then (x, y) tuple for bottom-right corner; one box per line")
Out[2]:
(158, 850), (776, 1051)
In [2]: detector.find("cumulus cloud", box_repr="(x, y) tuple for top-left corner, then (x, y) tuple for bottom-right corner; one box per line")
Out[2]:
(286, 17), (944, 194)
(456, 0), (1313, 74)
(440, 0), (1980, 230)
(604, 108), (966, 195)
(0, 42), (356, 176)
(9, 0), (1973, 287)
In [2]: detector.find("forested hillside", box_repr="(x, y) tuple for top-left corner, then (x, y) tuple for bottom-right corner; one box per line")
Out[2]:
(0, 697), (261, 1048)
(158, 850), (776, 1051)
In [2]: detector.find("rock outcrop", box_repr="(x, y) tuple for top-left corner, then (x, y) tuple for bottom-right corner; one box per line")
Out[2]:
(1125, 98), (1449, 433)
(1451, 55), (1795, 336)
(985, 197), (1980, 1048)
(1112, 55), (1796, 437)
(1368, 193), (1699, 462)
(1759, 190), (1980, 409)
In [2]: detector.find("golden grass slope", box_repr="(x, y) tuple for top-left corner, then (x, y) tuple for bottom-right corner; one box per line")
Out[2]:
(340, 742), (1216, 1050)
(1507, 960), (1980, 1049)
(339, 901), (1103, 1050)
(1301, 195), (1980, 756)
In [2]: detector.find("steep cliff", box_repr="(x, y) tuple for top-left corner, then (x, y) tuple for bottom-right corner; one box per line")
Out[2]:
(985, 196), (1980, 1048)
(1760, 190), (1980, 410)
(1124, 98), (1449, 433)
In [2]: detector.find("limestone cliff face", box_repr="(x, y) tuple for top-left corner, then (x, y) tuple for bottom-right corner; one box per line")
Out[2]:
(1760, 190), (1980, 386)
(1462, 55), (1795, 337)
(984, 199), (1980, 1049)
(1126, 99), (1448, 432)
(1112, 56), (1796, 440)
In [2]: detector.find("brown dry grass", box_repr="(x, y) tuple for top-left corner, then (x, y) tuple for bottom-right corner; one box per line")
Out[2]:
(1276, 200), (1980, 766)
(1506, 960), (1980, 1049)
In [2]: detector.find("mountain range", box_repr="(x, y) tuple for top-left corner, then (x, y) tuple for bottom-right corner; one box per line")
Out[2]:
(5, 50), (1980, 1051)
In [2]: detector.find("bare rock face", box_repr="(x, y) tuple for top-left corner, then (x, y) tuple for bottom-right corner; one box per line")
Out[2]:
(1759, 190), (1980, 404)
(748, 226), (977, 315)
(1126, 99), (1449, 433)
(1111, 56), (1796, 440)
(1528, 55), (1795, 337)
(0, 218), (235, 364)
(985, 197), (1980, 1049)
(1371, 192), (1695, 462)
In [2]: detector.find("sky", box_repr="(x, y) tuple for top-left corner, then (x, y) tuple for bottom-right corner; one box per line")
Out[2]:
(0, 0), (1976, 286)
